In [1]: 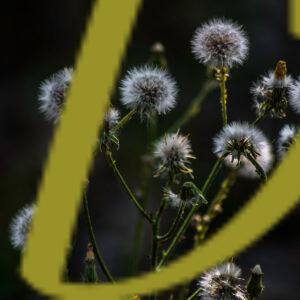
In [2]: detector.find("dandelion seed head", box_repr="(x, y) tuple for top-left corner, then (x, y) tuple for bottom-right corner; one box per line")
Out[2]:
(120, 66), (177, 118)
(290, 78), (300, 114)
(277, 124), (298, 158)
(191, 19), (249, 69)
(213, 122), (273, 178)
(104, 107), (120, 131)
(154, 132), (195, 178)
(251, 62), (293, 119)
(198, 262), (247, 300)
(9, 204), (36, 250)
(228, 141), (273, 179)
(38, 67), (73, 122)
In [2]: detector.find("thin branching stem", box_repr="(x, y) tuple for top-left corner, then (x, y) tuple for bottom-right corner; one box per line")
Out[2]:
(112, 108), (137, 133)
(186, 287), (202, 300)
(156, 157), (224, 270)
(168, 80), (217, 133)
(83, 192), (114, 283)
(197, 171), (237, 243)
(106, 151), (153, 224)
(157, 202), (186, 242)
(245, 152), (267, 182)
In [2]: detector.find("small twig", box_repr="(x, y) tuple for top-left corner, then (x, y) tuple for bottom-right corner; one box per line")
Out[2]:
(157, 202), (186, 242)
(186, 287), (202, 300)
(105, 151), (153, 224)
(168, 80), (217, 133)
(156, 158), (224, 270)
(112, 108), (137, 133)
(83, 191), (114, 283)
(245, 152), (267, 182)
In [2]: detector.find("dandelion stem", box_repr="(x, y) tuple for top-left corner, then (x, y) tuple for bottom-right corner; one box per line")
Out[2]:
(83, 192), (114, 283)
(218, 67), (229, 126)
(197, 171), (237, 243)
(105, 151), (153, 224)
(202, 157), (225, 195)
(186, 287), (202, 300)
(157, 202), (186, 242)
(156, 158), (224, 270)
(245, 152), (267, 182)
(112, 108), (137, 133)
(168, 80), (217, 133)
(131, 119), (157, 274)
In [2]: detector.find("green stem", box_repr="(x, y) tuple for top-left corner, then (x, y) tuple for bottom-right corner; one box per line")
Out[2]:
(131, 119), (157, 275)
(245, 153), (267, 182)
(202, 157), (225, 195)
(83, 192), (114, 283)
(156, 158), (224, 270)
(186, 287), (202, 300)
(157, 202), (186, 242)
(168, 80), (217, 133)
(219, 67), (229, 126)
(197, 171), (237, 243)
(112, 108), (137, 133)
(106, 151), (153, 224)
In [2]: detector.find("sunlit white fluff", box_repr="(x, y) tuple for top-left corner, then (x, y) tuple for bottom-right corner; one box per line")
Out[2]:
(9, 204), (36, 250)
(38, 67), (73, 122)
(191, 19), (249, 69)
(290, 78), (300, 114)
(277, 124), (298, 158)
(120, 66), (178, 118)
(251, 64), (293, 119)
(227, 141), (273, 179)
(198, 262), (247, 300)
(104, 107), (120, 131)
(213, 122), (273, 178)
(164, 189), (182, 208)
(153, 132), (195, 178)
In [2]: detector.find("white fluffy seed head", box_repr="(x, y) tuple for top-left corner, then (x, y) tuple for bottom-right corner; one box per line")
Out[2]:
(277, 124), (298, 159)
(38, 67), (73, 122)
(251, 62), (293, 119)
(104, 107), (120, 131)
(153, 132), (195, 178)
(290, 78), (300, 114)
(120, 66), (178, 118)
(9, 204), (36, 250)
(262, 71), (293, 89)
(228, 141), (273, 179)
(191, 19), (249, 69)
(198, 262), (247, 300)
(213, 122), (273, 178)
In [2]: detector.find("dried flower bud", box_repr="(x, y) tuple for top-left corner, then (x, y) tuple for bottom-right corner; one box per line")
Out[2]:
(83, 243), (99, 283)
(246, 265), (264, 299)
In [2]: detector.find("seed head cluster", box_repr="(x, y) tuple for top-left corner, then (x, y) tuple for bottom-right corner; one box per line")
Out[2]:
(251, 61), (293, 118)
(191, 19), (249, 69)
(198, 262), (247, 300)
(38, 67), (73, 122)
(277, 124), (298, 158)
(213, 122), (273, 178)
(120, 66), (178, 118)
(290, 78), (300, 114)
(9, 204), (35, 250)
(154, 132), (195, 178)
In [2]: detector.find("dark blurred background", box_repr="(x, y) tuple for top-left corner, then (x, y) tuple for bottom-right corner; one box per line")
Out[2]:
(1, 0), (300, 299)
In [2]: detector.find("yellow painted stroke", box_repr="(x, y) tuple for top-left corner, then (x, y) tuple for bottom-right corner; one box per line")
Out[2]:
(289, 0), (300, 38)
(22, 0), (300, 299)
